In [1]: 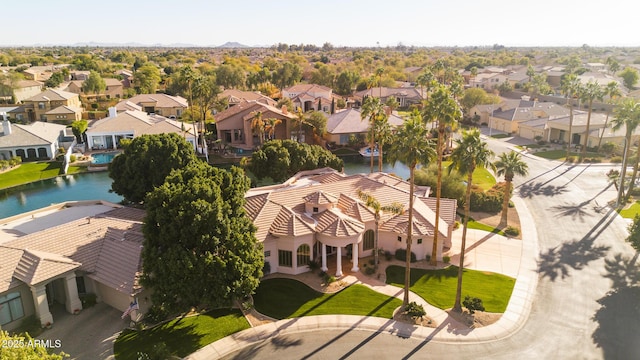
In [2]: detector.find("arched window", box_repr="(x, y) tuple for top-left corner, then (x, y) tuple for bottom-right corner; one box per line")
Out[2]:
(297, 244), (310, 267)
(363, 229), (375, 251)
(15, 149), (25, 159)
(27, 148), (37, 158)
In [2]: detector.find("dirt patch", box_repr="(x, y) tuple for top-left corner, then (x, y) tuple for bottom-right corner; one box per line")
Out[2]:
(393, 309), (437, 328)
(468, 206), (522, 239)
(445, 308), (501, 328)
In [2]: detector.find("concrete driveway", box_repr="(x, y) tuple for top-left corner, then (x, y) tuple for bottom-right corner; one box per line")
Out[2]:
(37, 302), (128, 359)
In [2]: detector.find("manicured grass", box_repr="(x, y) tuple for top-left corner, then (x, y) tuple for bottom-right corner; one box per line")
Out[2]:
(113, 309), (249, 360)
(386, 265), (515, 313)
(465, 219), (506, 236)
(0, 162), (85, 189)
(253, 278), (402, 319)
(618, 201), (640, 219)
(490, 133), (510, 139)
(442, 161), (496, 191)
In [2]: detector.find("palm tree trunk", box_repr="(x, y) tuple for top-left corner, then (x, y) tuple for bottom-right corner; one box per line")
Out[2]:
(500, 178), (512, 227)
(431, 128), (443, 266)
(596, 110), (611, 152)
(404, 166), (415, 307)
(370, 128), (375, 174)
(374, 217), (380, 271)
(378, 139), (383, 172)
(625, 142), (640, 201)
(454, 169), (474, 313)
(619, 135), (632, 205)
(566, 102), (574, 160)
(581, 100), (593, 161)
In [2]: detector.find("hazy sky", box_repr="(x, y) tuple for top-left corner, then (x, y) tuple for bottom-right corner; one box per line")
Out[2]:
(3, 0), (638, 47)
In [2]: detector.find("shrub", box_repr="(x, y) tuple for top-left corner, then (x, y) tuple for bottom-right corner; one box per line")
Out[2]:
(263, 261), (271, 275)
(404, 301), (426, 319)
(537, 140), (547, 146)
(70, 154), (77, 163)
(324, 274), (337, 283)
(79, 292), (97, 308)
(590, 158), (602, 163)
(453, 221), (460, 230)
(610, 156), (623, 163)
(470, 182), (506, 213)
(463, 296), (485, 314)
(443, 256), (450, 264)
(601, 142), (617, 156)
(318, 271), (326, 278)
(505, 226), (520, 237)
(395, 249), (417, 263)
(307, 259), (321, 272)
(364, 266), (375, 275)
(368, 259), (375, 266)
(144, 305), (168, 324)
(425, 254), (431, 262)
(384, 250), (392, 261)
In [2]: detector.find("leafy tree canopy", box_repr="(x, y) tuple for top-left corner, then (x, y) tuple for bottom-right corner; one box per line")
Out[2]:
(108, 133), (197, 203)
(619, 67), (639, 90)
(247, 139), (343, 182)
(70, 119), (88, 143)
(141, 161), (263, 313)
(83, 70), (106, 94)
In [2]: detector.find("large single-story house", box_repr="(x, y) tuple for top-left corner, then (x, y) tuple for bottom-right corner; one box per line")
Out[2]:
(0, 118), (70, 160)
(116, 94), (188, 118)
(215, 100), (299, 150)
(220, 89), (277, 108)
(281, 84), (334, 113)
(245, 168), (457, 277)
(325, 108), (404, 145)
(545, 111), (608, 147)
(353, 87), (424, 109)
(0, 201), (149, 329)
(86, 108), (198, 151)
(486, 99), (569, 134)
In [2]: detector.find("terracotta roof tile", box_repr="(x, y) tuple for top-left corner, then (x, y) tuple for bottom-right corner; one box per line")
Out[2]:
(13, 249), (80, 286)
(303, 190), (338, 205)
(269, 206), (315, 237)
(315, 209), (365, 237)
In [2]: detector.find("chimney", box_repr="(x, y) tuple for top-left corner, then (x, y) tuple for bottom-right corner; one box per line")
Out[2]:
(108, 107), (117, 118)
(281, 105), (288, 115)
(2, 113), (11, 136)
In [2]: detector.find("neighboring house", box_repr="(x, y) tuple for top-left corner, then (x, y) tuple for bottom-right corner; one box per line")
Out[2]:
(0, 118), (69, 160)
(60, 80), (84, 95)
(115, 94), (188, 118)
(469, 73), (509, 90)
(487, 98), (569, 134)
(86, 108), (197, 151)
(0, 201), (150, 329)
(17, 89), (82, 122)
(246, 168), (456, 277)
(70, 70), (90, 80)
(115, 69), (133, 88)
(0, 80), (43, 103)
(545, 111), (608, 147)
(104, 78), (124, 99)
(220, 89), (277, 108)
(588, 121), (640, 148)
(43, 105), (83, 124)
(282, 84), (334, 113)
(325, 108), (404, 145)
(353, 87), (424, 108)
(215, 100), (298, 150)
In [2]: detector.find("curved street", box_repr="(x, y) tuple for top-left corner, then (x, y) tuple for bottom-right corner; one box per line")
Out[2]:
(218, 136), (639, 360)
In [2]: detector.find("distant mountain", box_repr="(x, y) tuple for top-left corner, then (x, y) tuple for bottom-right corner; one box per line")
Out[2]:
(218, 42), (249, 48)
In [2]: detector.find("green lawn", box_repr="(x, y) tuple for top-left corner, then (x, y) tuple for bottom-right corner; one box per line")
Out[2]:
(442, 161), (496, 191)
(465, 219), (506, 236)
(113, 309), (249, 360)
(253, 278), (402, 319)
(490, 134), (510, 139)
(618, 201), (640, 219)
(386, 265), (515, 313)
(0, 162), (85, 189)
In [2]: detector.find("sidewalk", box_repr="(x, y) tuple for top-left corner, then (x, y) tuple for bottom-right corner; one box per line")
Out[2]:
(186, 198), (539, 359)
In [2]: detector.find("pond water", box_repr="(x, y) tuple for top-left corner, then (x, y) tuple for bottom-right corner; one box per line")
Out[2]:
(0, 155), (412, 220)
(0, 171), (122, 219)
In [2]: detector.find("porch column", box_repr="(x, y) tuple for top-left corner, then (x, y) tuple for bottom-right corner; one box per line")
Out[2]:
(351, 242), (359, 272)
(321, 243), (328, 272)
(111, 135), (117, 149)
(63, 273), (82, 314)
(335, 247), (343, 277)
(30, 285), (53, 327)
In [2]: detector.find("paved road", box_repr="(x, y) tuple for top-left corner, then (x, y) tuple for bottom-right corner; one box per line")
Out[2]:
(222, 137), (640, 359)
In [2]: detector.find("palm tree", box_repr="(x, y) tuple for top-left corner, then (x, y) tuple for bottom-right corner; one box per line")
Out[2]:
(388, 111), (436, 306)
(357, 191), (404, 272)
(597, 81), (622, 151)
(561, 74), (580, 159)
(250, 111), (266, 146)
(422, 85), (462, 266)
(374, 116), (393, 172)
(494, 151), (529, 227)
(448, 129), (495, 313)
(264, 118), (282, 141)
(416, 70), (434, 99)
(293, 109), (309, 143)
(612, 98), (640, 205)
(579, 81), (604, 161)
(375, 67), (385, 98)
(361, 96), (386, 173)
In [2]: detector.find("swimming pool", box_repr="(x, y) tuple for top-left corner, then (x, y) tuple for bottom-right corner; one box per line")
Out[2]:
(91, 151), (120, 165)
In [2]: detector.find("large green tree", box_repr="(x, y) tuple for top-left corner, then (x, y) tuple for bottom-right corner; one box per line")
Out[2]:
(135, 64), (162, 94)
(108, 133), (197, 203)
(0, 331), (67, 359)
(142, 162), (263, 312)
(619, 67), (639, 90)
(71, 119), (88, 143)
(494, 151), (529, 226)
(448, 129), (495, 313)
(612, 98), (640, 204)
(579, 80), (604, 161)
(247, 139), (343, 182)
(422, 84), (462, 266)
(388, 111), (435, 307)
(83, 70), (106, 95)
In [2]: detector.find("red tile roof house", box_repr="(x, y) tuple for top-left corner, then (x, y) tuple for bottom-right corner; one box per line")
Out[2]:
(0, 201), (150, 330)
(245, 168), (457, 277)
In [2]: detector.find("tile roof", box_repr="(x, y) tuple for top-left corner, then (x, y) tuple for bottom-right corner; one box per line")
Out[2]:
(354, 87), (423, 100)
(0, 207), (146, 295)
(215, 100), (296, 124)
(45, 105), (82, 115)
(283, 83), (332, 94)
(220, 89), (276, 107)
(118, 93), (188, 109)
(0, 121), (66, 148)
(303, 190), (338, 205)
(25, 89), (78, 102)
(269, 206), (315, 237)
(87, 110), (196, 137)
(326, 108), (404, 134)
(315, 209), (365, 237)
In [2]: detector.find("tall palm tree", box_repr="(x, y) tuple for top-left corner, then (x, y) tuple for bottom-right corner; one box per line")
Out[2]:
(494, 151), (529, 227)
(561, 74), (580, 159)
(357, 190), (404, 271)
(612, 98), (640, 205)
(422, 85), (462, 266)
(416, 70), (434, 99)
(361, 96), (386, 173)
(293, 108), (309, 143)
(374, 116), (393, 172)
(579, 80), (604, 161)
(250, 111), (266, 146)
(597, 81), (622, 151)
(388, 111), (436, 306)
(448, 129), (495, 313)
(264, 118), (282, 141)
(375, 67), (385, 98)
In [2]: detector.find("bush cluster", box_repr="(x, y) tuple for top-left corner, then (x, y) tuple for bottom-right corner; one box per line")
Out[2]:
(610, 156), (623, 163)
(470, 182), (507, 213)
(0, 156), (21, 171)
(463, 295), (485, 314)
(505, 226), (520, 237)
(405, 301), (426, 319)
(395, 249), (417, 262)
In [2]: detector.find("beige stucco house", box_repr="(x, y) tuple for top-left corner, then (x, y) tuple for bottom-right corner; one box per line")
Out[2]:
(325, 108), (404, 145)
(282, 84), (334, 113)
(116, 94), (188, 118)
(0, 119), (69, 160)
(246, 168), (456, 277)
(14, 89), (83, 123)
